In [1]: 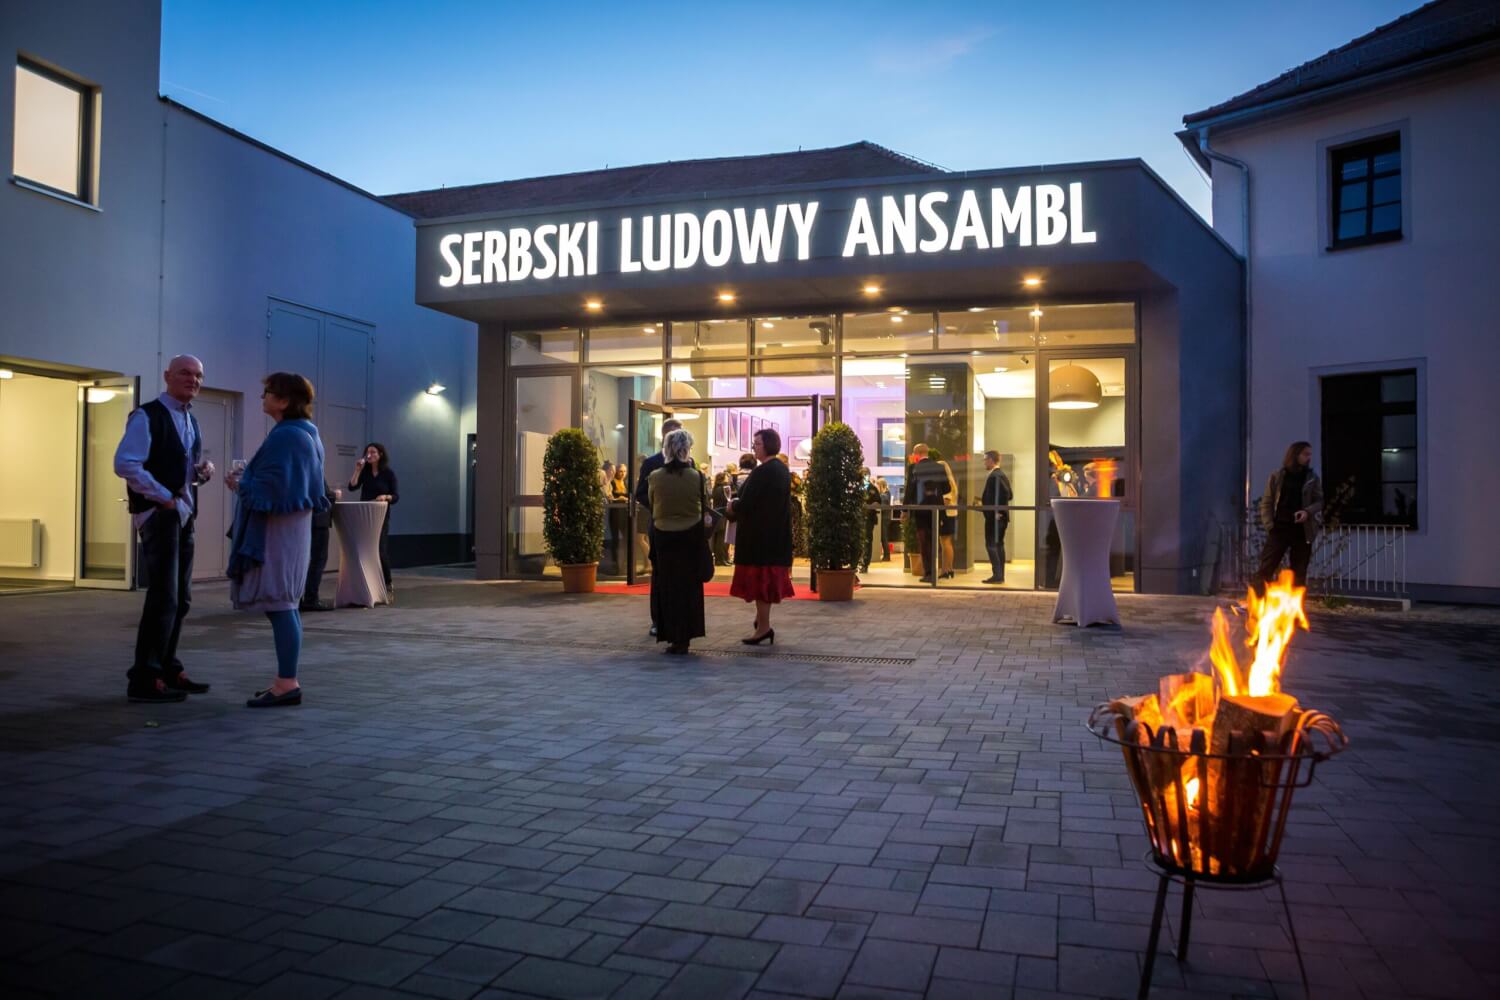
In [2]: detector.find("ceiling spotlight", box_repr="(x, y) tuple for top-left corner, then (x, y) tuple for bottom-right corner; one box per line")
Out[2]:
(0, 369), (13, 379)
(717, 291), (736, 304)
(890, 315), (904, 324)
(1023, 276), (1042, 288)
(967, 307), (984, 313)
(993, 366), (1009, 372)
(642, 325), (656, 333)
(862, 284), (881, 296)
(761, 321), (776, 329)
(898, 352), (909, 358)
(970, 351), (981, 356)
(585, 300), (603, 311)
(615, 423), (625, 430)
(425, 382), (446, 395)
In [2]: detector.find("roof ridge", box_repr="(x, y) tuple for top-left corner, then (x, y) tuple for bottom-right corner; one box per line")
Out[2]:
(382, 141), (916, 199)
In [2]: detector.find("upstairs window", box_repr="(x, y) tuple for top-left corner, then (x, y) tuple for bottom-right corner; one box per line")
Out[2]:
(1331, 135), (1400, 249)
(12, 58), (95, 202)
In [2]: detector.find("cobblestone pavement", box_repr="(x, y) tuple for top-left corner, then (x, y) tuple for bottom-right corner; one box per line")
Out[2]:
(1, 571), (1497, 1000)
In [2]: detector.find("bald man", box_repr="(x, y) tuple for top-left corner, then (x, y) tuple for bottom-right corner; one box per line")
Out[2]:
(114, 355), (215, 703)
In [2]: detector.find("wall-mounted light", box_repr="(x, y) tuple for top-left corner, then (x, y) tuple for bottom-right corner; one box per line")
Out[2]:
(0, 369), (13, 379)
(85, 387), (116, 404)
(425, 383), (446, 395)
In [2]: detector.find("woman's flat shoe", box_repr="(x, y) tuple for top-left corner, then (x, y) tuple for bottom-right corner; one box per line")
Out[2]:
(741, 629), (774, 646)
(246, 687), (301, 708)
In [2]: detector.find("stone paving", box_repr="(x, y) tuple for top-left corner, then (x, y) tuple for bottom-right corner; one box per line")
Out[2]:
(1, 570), (1498, 1000)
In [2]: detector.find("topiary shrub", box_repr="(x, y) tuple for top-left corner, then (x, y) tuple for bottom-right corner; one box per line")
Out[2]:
(806, 421), (866, 572)
(542, 428), (604, 566)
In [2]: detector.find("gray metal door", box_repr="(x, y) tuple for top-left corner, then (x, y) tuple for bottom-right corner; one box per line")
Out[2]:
(190, 389), (235, 580)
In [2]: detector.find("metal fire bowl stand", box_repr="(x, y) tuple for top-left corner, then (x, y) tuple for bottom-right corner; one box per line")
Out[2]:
(1087, 706), (1348, 999)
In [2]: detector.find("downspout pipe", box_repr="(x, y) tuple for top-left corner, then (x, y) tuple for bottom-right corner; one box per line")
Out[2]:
(1195, 129), (1253, 583)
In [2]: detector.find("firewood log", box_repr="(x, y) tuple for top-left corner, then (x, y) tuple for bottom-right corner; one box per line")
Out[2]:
(1158, 673), (1215, 730)
(1210, 694), (1301, 874)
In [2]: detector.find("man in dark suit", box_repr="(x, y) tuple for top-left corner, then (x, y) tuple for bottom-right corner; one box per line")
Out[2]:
(300, 482), (342, 611)
(114, 354), (215, 703)
(903, 443), (947, 583)
(978, 449), (1014, 584)
(634, 418), (682, 637)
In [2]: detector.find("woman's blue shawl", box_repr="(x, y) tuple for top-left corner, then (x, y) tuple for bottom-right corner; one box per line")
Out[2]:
(227, 418), (330, 581)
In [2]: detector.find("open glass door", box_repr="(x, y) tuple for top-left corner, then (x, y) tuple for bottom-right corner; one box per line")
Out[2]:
(506, 369), (578, 577)
(76, 376), (138, 589)
(626, 399), (672, 584)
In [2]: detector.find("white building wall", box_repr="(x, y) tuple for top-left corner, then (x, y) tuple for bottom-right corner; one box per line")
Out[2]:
(1208, 60), (1500, 599)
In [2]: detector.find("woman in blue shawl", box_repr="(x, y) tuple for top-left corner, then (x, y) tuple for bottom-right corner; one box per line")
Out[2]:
(226, 372), (330, 708)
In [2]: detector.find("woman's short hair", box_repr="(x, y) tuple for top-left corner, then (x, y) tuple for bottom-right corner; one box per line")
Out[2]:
(663, 428), (694, 465)
(755, 427), (782, 456)
(263, 372), (314, 421)
(1282, 440), (1312, 469)
(363, 441), (389, 472)
(738, 452), (756, 470)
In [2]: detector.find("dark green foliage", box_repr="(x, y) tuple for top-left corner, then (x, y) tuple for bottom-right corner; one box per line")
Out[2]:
(806, 421), (866, 571)
(542, 428), (604, 566)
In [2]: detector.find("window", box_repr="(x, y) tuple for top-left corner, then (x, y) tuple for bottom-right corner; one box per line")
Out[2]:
(1320, 370), (1418, 528)
(1331, 135), (1400, 249)
(13, 59), (95, 202)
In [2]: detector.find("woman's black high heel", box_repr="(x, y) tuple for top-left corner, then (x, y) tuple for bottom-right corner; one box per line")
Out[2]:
(742, 629), (775, 646)
(940, 571), (955, 580)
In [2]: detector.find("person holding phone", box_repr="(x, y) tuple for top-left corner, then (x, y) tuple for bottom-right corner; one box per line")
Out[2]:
(349, 442), (399, 596)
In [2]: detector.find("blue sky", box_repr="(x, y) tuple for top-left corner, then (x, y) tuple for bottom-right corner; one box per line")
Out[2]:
(160, 0), (1417, 221)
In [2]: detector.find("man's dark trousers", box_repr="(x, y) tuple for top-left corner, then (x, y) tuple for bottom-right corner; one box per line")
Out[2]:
(1257, 523), (1311, 589)
(131, 509), (194, 685)
(985, 514), (1008, 582)
(303, 519), (331, 606)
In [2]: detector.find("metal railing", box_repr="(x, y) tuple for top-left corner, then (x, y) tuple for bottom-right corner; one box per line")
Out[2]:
(1243, 517), (1407, 596)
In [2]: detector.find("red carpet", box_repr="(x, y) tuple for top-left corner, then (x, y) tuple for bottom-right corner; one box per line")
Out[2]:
(593, 581), (831, 601)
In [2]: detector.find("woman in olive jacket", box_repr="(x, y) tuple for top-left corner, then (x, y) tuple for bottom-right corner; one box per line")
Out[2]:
(1255, 440), (1323, 589)
(647, 429), (713, 655)
(729, 427), (794, 644)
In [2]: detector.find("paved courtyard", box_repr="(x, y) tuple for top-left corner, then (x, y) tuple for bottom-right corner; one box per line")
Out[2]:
(1, 571), (1497, 1000)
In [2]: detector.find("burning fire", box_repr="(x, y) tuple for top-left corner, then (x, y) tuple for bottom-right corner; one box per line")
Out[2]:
(1184, 776), (1200, 810)
(1209, 570), (1308, 698)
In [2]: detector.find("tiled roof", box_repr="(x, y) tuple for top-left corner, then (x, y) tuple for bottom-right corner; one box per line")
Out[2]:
(1183, 0), (1500, 125)
(383, 141), (944, 219)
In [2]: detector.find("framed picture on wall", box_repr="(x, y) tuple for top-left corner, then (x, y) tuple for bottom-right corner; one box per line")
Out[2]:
(714, 408), (727, 448)
(771, 421), (780, 436)
(727, 409), (740, 450)
(751, 416), (763, 437)
(877, 418), (906, 466)
(740, 412), (753, 450)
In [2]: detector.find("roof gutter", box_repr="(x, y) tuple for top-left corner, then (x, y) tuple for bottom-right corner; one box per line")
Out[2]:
(1192, 130), (1254, 578)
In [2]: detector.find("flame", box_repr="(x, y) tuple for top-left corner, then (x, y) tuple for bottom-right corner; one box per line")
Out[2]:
(1086, 458), (1118, 498)
(1209, 570), (1309, 698)
(1185, 776), (1200, 810)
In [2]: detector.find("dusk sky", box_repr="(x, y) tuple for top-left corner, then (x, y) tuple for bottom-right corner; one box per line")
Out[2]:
(159, 0), (1417, 221)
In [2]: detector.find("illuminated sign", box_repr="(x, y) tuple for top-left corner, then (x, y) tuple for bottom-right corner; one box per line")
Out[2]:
(433, 182), (1097, 290)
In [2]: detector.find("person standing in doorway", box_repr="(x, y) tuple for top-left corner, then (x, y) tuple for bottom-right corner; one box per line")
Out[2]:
(114, 354), (215, 703)
(647, 428), (712, 654)
(860, 468), (880, 573)
(348, 442), (398, 598)
(711, 471), (732, 566)
(228, 373), (329, 707)
(903, 444), (947, 583)
(875, 477), (893, 561)
(300, 481), (341, 612)
(1256, 440), (1323, 589)
(634, 418), (684, 637)
(978, 450), (1013, 584)
(729, 428), (794, 644)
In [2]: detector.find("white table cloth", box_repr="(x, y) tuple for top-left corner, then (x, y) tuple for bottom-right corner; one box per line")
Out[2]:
(333, 501), (388, 608)
(1051, 498), (1120, 627)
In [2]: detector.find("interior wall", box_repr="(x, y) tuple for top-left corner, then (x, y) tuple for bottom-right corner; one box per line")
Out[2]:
(0, 375), (79, 580)
(984, 397), (1037, 559)
(1047, 396), (1125, 448)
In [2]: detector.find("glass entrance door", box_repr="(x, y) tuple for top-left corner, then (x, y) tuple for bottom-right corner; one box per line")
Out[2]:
(76, 377), (137, 588)
(506, 369), (578, 577)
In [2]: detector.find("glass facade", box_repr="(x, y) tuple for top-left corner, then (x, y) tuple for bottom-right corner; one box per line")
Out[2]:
(502, 303), (1137, 588)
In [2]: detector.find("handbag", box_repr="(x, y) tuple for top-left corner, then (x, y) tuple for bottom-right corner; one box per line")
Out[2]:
(698, 472), (720, 583)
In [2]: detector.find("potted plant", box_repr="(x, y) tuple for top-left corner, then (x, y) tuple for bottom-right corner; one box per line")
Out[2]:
(806, 421), (866, 601)
(542, 428), (604, 593)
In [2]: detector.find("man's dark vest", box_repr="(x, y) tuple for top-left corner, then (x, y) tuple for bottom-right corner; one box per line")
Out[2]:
(125, 399), (202, 515)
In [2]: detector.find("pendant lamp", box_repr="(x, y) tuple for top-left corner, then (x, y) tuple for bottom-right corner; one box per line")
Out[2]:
(650, 380), (701, 419)
(1048, 363), (1102, 410)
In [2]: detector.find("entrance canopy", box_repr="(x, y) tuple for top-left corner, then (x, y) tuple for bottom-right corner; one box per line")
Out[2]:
(409, 159), (1234, 326)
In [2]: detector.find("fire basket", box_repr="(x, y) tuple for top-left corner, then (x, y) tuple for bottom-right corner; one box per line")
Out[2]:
(1087, 571), (1349, 998)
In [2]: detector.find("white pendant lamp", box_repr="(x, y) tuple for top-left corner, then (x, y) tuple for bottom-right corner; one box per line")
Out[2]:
(1048, 363), (1102, 410)
(649, 380), (701, 419)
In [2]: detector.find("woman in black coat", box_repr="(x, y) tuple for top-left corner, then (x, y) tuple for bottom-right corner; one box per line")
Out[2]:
(728, 427), (794, 645)
(349, 442), (399, 594)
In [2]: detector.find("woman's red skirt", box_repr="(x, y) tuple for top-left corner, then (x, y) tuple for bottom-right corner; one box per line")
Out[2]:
(730, 564), (795, 604)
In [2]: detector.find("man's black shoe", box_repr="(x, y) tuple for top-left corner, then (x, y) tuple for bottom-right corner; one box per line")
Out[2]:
(649, 625), (658, 637)
(982, 577), (1005, 584)
(128, 679), (187, 704)
(164, 674), (211, 694)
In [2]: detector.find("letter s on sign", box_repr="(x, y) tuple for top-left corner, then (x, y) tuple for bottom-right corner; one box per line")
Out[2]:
(438, 234), (463, 288)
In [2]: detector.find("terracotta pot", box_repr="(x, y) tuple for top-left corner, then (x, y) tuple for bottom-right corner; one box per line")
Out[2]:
(559, 563), (597, 594)
(908, 551), (926, 578)
(817, 569), (856, 602)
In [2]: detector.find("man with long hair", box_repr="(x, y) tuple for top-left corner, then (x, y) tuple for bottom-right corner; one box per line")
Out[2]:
(1256, 440), (1323, 589)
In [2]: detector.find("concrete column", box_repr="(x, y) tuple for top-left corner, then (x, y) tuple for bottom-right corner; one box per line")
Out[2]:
(475, 323), (506, 578)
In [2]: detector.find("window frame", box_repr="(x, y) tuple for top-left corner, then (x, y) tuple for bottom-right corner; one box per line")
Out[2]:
(12, 57), (97, 205)
(1317, 366), (1421, 529)
(1329, 133), (1401, 251)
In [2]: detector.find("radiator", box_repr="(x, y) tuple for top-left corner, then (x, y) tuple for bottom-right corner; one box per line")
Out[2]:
(0, 519), (42, 568)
